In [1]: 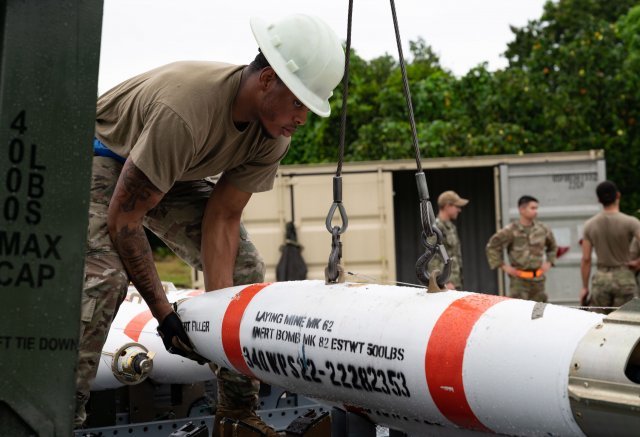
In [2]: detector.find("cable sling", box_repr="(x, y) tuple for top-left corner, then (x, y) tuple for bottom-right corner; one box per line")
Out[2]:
(325, 0), (354, 284)
(389, 0), (451, 288)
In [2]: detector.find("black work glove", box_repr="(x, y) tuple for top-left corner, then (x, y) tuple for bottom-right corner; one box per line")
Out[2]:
(157, 310), (209, 365)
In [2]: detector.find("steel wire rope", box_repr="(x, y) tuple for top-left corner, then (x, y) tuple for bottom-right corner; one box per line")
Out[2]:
(325, 0), (354, 283)
(389, 0), (451, 288)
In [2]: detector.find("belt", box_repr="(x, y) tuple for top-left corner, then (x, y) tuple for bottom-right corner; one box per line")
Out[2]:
(597, 265), (627, 271)
(515, 268), (544, 279)
(93, 138), (126, 164)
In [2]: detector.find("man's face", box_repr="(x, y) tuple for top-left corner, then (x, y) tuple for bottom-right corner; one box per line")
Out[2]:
(519, 201), (539, 221)
(257, 73), (309, 139)
(443, 203), (462, 220)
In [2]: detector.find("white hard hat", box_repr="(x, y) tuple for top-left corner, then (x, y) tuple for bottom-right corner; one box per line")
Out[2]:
(250, 14), (345, 117)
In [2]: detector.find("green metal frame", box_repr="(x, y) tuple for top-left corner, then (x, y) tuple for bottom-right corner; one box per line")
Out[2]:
(0, 1), (103, 435)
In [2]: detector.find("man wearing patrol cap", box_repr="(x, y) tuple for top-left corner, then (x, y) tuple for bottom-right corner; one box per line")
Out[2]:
(486, 195), (558, 302)
(428, 190), (468, 289)
(76, 13), (344, 435)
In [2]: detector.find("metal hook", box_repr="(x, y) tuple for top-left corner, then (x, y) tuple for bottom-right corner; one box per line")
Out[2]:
(415, 224), (452, 288)
(325, 226), (345, 283)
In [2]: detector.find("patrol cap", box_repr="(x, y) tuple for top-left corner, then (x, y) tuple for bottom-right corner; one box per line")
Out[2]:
(438, 190), (469, 208)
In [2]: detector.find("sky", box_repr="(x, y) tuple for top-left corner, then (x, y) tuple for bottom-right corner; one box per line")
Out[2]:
(98, 0), (549, 94)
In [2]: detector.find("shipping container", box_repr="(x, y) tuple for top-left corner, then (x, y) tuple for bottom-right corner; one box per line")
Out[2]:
(193, 150), (605, 305)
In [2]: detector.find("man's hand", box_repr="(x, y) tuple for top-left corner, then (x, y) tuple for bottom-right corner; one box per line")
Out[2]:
(445, 282), (456, 290)
(501, 264), (518, 277)
(157, 311), (209, 364)
(579, 287), (590, 307)
(627, 258), (640, 271)
(540, 261), (552, 274)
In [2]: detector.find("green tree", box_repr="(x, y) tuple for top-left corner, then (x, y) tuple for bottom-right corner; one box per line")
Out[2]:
(285, 1), (640, 214)
(502, 0), (640, 212)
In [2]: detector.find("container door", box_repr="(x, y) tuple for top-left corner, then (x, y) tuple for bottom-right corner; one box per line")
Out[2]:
(237, 170), (396, 284)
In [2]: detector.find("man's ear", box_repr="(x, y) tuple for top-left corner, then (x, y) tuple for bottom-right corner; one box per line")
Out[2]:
(258, 67), (278, 90)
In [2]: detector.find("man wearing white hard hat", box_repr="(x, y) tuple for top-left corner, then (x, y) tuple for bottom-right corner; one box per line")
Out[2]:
(75, 14), (344, 435)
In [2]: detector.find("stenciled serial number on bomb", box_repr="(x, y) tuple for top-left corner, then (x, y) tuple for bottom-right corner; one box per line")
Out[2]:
(241, 347), (411, 398)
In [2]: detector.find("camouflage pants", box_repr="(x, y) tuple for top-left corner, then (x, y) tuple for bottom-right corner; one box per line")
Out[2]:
(210, 365), (260, 411)
(589, 267), (638, 314)
(75, 156), (264, 427)
(428, 256), (463, 289)
(508, 276), (547, 302)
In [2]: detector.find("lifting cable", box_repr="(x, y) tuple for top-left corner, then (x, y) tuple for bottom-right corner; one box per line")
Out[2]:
(325, 0), (353, 284)
(389, 0), (451, 288)
(325, 0), (452, 288)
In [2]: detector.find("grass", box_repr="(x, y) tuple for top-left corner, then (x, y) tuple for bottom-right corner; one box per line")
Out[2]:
(154, 251), (192, 288)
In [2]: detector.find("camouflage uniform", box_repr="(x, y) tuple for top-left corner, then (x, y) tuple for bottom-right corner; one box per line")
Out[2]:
(585, 233), (639, 315)
(428, 218), (463, 289)
(75, 157), (265, 427)
(582, 209), (640, 314)
(589, 267), (637, 314)
(486, 221), (557, 302)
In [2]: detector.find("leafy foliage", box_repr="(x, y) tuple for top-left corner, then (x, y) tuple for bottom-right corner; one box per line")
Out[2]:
(285, 0), (640, 215)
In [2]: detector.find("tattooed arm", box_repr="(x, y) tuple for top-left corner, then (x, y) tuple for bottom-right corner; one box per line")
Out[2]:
(107, 159), (172, 322)
(201, 174), (252, 291)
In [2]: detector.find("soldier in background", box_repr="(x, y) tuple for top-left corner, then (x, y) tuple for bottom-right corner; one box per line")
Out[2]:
(580, 181), (640, 313)
(486, 195), (557, 302)
(428, 190), (468, 289)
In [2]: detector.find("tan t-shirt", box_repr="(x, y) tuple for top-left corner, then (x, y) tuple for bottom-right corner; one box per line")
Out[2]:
(631, 237), (640, 259)
(583, 211), (640, 267)
(95, 61), (290, 193)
